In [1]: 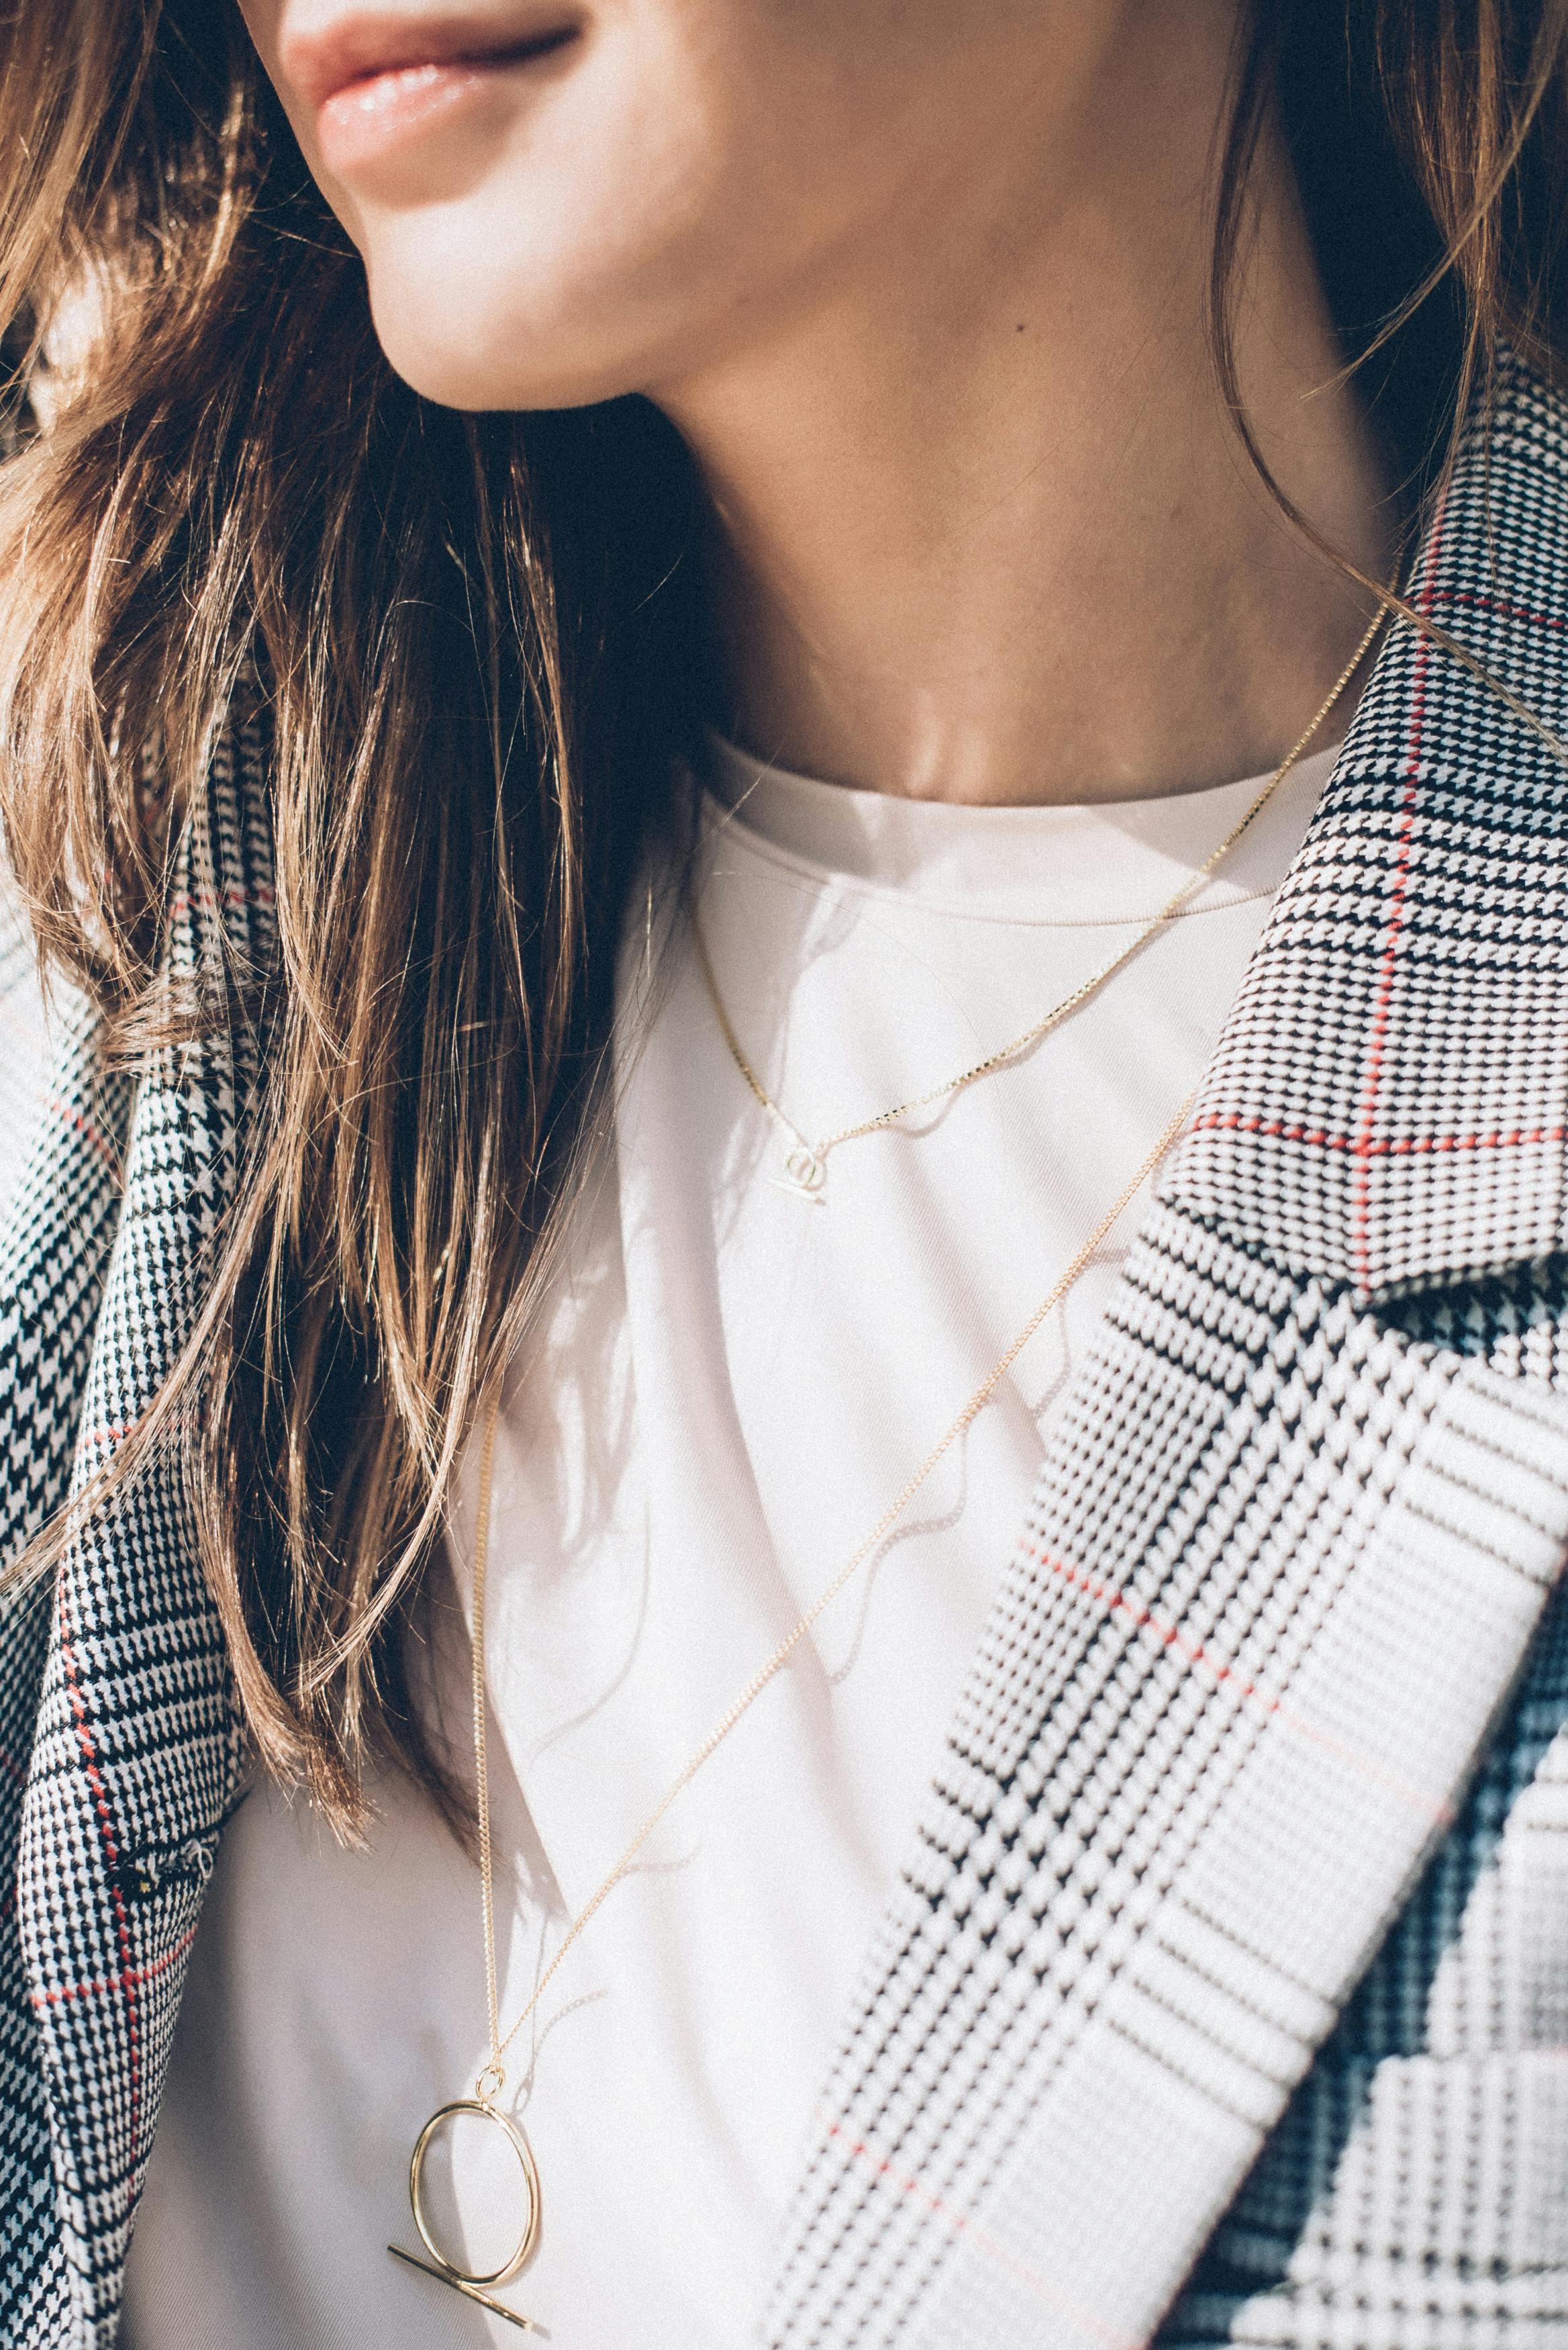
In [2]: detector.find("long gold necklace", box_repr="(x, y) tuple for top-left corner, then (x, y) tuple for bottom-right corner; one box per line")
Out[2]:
(695, 609), (1383, 1203)
(387, 614), (1385, 2326)
(387, 1084), (1196, 2326)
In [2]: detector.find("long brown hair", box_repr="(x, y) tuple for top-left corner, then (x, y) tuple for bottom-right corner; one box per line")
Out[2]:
(0, 0), (1563, 1832)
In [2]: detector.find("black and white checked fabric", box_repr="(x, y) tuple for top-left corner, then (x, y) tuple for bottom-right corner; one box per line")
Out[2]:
(761, 354), (1568, 2350)
(0, 910), (124, 2347)
(1, 361), (1567, 2348)
(0, 698), (273, 2347)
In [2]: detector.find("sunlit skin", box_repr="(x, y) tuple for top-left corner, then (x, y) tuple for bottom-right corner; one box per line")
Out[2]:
(242, 0), (1395, 806)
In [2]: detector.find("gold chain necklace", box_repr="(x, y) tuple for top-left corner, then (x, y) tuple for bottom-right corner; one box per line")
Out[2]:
(388, 1082), (1197, 2326)
(695, 610), (1384, 1203)
(388, 613), (1386, 2326)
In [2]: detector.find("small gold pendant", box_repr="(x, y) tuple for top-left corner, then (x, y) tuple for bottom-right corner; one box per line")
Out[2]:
(774, 1143), (827, 1203)
(389, 2097), (542, 2331)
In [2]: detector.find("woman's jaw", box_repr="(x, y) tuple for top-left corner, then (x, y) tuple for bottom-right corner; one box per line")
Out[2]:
(238, 1), (1393, 813)
(238, 0), (1094, 414)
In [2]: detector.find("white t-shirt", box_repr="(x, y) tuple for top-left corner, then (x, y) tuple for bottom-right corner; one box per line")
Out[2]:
(122, 739), (1336, 2350)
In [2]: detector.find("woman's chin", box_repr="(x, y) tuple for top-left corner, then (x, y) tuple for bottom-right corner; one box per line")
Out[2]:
(363, 256), (687, 415)
(362, 283), (572, 413)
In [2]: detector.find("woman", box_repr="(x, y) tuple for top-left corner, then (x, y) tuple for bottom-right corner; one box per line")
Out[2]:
(0, 1), (1566, 2343)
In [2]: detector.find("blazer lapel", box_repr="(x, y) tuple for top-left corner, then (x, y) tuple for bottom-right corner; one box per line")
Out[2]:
(15, 692), (275, 2345)
(0, 958), (137, 2343)
(1164, 397), (1568, 1305)
(764, 351), (1568, 2350)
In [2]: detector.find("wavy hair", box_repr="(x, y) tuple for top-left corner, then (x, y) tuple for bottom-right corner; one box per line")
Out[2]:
(0, 0), (1563, 1828)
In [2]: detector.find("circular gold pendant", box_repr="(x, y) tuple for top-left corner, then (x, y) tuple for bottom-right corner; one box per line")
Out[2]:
(409, 2098), (542, 2287)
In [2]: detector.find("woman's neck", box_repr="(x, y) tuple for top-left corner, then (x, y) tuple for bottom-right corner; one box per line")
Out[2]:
(653, 3), (1394, 810)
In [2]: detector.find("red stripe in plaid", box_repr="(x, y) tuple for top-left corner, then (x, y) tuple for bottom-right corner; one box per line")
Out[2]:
(1025, 1542), (1453, 1830)
(56, 1581), (142, 2151)
(1187, 1111), (1568, 1160)
(1426, 585), (1568, 634)
(29, 1922), (199, 2014)
(820, 2117), (1141, 2350)
(77, 1419), (140, 1457)
(1351, 496), (1450, 1290)
(48, 1094), (121, 1182)
(166, 881), (277, 924)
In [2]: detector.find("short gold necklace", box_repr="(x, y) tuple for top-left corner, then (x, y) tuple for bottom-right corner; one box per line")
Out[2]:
(388, 614), (1385, 2326)
(695, 610), (1384, 1204)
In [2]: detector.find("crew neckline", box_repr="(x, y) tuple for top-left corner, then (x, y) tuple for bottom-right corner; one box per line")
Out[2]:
(703, 733), (1340, 929)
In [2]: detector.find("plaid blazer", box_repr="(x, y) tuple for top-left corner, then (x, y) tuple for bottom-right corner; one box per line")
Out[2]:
(3, 355), (1568, 2349)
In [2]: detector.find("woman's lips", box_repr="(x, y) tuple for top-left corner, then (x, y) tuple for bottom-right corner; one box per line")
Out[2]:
(317, 56), (492, 174)
(305, 24), (581, 179)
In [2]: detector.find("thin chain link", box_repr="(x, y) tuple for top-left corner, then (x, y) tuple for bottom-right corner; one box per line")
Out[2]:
(467, 607), (1388, 2098)
(695, 607), (1387, 1192)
